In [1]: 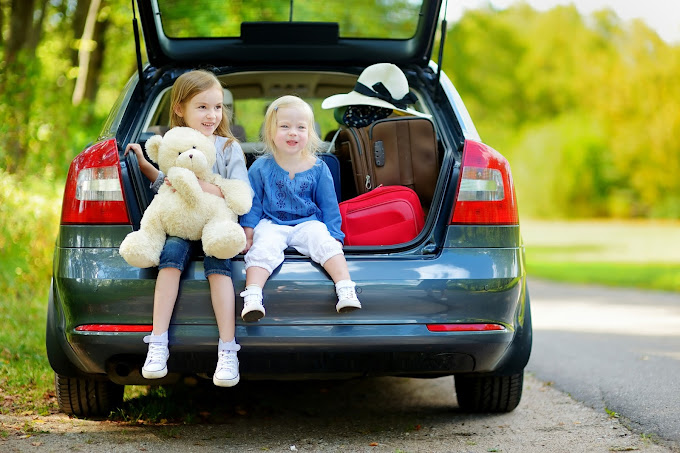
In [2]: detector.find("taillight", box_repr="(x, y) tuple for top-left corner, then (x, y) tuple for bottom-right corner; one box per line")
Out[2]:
(61, 139), (130, 224)
(450, 140), (519, 225)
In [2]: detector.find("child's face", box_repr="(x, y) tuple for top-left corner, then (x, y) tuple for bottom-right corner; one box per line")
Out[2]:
(273, 106), (309, 157)
(175, 86), (223, 137)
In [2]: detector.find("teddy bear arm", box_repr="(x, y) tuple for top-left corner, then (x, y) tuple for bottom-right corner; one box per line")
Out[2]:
(209, 176), (253, 216)
(167, 167), (203, 204)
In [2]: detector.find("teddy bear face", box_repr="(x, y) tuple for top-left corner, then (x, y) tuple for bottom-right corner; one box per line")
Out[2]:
(145, 127), (217, 176)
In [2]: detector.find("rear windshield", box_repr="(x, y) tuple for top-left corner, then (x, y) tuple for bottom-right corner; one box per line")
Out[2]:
(156, 0), (423, 39)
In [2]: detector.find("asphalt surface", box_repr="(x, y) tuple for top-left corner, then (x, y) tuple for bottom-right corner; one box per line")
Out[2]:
(1, 373), (675, 452)
(527, 278), (680, 447)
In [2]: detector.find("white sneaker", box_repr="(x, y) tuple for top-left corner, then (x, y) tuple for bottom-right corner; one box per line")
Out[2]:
(336, 281), (362, 313)
(213, 350), (240, 387)
(142, 335), (169, 379)
(240, 287), (265, 322)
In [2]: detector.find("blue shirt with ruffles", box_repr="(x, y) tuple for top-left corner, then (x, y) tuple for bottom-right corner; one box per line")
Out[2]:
(240, 154), (344, 243)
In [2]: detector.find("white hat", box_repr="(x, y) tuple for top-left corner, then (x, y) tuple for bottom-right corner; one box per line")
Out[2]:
(321, 63), (429, 117)
(223, 88), (234, 106)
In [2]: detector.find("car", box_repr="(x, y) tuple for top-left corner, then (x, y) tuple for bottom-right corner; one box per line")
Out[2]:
(47, 0), (531, 417)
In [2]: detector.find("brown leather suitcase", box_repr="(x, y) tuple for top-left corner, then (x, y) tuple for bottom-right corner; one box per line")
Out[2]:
(335, 116), (439, 208)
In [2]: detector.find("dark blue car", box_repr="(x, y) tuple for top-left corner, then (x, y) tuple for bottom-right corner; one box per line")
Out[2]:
(47, 0), (531, 416)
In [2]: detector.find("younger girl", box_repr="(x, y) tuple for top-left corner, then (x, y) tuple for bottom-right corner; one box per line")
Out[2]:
(239, 95), (361, 321)
(125, 70), (252, 386)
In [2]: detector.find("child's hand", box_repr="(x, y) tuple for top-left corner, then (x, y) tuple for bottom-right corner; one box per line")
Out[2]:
(242, 227), (254, 254)
(124, 143), (160, 183)
(124, 143), (146, 163)
(198, 180), (223, 197)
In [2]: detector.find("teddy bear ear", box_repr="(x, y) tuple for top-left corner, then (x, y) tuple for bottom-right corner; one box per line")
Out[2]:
(144, 135), (163, 163)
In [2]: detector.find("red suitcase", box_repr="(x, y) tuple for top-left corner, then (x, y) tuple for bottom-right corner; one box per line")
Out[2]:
(339, 185), (425, 246)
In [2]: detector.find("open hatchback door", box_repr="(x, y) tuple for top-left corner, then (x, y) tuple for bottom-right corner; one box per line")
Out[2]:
(136, 0), (444, 68)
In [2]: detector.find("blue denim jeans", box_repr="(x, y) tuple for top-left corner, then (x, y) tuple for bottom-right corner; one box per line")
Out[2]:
(158, 236), (232, 278)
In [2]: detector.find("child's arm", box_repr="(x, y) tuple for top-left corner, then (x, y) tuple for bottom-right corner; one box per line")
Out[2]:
(204, 140), (254, 201)
(198, 179), (223, 197)
(239, 161), (265, 233)
(207, 175), (253, 216)
(124, 143), (160, 183)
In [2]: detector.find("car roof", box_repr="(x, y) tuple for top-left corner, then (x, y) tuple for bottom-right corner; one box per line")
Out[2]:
(136, 0), (444, 68)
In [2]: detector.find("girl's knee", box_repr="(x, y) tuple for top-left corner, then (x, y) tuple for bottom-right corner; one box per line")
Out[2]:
(244, 245), (283, 274)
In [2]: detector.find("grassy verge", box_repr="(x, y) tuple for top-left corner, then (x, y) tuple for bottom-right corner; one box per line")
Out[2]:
(522, 219), (680, 292)
(0, 171), (62, 416)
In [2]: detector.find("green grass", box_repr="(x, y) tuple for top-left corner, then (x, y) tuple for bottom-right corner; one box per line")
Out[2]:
(523, 219), (680, 292)
(0, 170), (62, 416)
(527, 254), (680, 292)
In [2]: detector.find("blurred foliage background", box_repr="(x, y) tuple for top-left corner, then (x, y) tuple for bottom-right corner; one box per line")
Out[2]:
(444, 4), (680, 219)
(1, 1), (678, 218)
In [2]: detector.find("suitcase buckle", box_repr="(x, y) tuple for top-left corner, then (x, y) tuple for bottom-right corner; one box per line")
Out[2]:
(373, 141), (385, 167)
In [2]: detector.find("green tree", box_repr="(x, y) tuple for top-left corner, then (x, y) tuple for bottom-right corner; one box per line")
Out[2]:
(0, 0), (137, 177)
(443, 3), (680, 219)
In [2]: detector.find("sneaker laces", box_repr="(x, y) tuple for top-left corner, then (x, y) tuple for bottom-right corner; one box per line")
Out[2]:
(337, 284), (357, 301)
(144, 342), (168, 365)
(216, 350), (238, 372)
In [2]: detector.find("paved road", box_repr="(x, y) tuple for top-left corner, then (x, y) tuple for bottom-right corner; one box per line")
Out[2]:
(1, 372), (674, 452)
(527, 278), (680, 447)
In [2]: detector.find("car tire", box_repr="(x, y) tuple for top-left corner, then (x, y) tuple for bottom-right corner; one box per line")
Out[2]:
(54, 373), (124, 417)
(454, 372), (524, 413)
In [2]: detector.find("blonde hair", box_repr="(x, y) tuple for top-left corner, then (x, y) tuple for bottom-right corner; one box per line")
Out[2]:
(170, 69), (236, 146)
(261, 95), (321, 158)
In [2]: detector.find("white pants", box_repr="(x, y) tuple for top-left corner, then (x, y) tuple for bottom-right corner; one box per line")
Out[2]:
(244, 219), (344, 274)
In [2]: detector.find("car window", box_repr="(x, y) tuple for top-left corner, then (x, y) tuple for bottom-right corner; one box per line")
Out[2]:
(156, 0), (423, 39)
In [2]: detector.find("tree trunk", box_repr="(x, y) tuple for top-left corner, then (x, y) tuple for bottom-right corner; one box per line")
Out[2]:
(72, 0), (102, 105)
(0, 0), (5, 47)
(84, 15), (109, 103)
(26, 0), (49, 57)
(5, 0), (36, 65)
(71, 0), (93, 68)
(1, 0), (39, 173)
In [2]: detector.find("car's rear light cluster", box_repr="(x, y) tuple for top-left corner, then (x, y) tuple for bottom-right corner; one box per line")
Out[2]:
(427, 324), (506, 332)
(61, 139), (130, 225)
(75, 324), (152, 332)
(450, 140), (519, 225)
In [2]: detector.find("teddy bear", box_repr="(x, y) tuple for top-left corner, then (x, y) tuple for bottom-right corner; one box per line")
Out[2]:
(119, 127), (252, 269)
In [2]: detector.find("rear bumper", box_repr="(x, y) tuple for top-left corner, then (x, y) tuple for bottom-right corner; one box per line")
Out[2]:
(50, 224), (529, 383)
(65, 324), (513, 383)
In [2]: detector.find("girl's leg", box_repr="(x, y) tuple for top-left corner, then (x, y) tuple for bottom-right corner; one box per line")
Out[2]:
(143, 237), (190, 379)
(151, 267), (182, 335)
(207, 273), (236, 342)
(322, 254), (351, 283)
(291, 221), (361, 313)
(323, 256), (362, 313)
(206, 268), (241, 387)
(245, 265), (271, 288)
(240, 221), (289, 321)
(240, 266), (270, 322)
